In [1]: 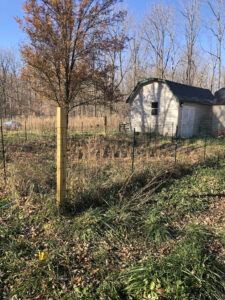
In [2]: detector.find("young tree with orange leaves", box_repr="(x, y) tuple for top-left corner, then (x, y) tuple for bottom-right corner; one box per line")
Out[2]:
(16, 0), (126, 113)
(16, 0), (126, 207)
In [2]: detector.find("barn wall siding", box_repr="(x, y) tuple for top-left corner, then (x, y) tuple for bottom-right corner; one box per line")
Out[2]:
(178, 103), (212, 137)
(130, 82), (179, 135)
(212, 106), (225, 135)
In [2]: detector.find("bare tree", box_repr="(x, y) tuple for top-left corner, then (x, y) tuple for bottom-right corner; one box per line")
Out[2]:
(180, 0), (200, 85)
(0, 50), (12, 117)
(206, 0), (225, 90)
(143, 3), (177, 79)
(0, 49), (41, 118)
(123, 19), (148, 93)
(95, 14), (129, 115)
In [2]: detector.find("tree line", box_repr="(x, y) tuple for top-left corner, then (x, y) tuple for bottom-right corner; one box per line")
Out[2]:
(0, 0), (225, 119)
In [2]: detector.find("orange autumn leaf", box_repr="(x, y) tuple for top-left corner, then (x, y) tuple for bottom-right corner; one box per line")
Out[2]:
(90, 268), (99, 276)
(73, 277), (82, 284)
(157, 288), (164, 295)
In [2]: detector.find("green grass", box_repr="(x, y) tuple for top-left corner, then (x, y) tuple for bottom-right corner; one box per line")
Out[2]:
(154, 162), (225, 220)
(142, 208), (175, 245)
(122, 224), (225, 299)
(0, 136), (224, 299)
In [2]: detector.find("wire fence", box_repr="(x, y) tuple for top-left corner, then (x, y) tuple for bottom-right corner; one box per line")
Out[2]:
(1, 118), (225, 183)
(128, 129), (225, 169)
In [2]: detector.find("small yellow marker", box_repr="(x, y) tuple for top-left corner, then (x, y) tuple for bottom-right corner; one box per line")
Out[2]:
(38, 251), (48, 260)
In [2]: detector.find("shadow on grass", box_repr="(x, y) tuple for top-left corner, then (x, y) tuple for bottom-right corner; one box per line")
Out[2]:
(191, 193), (225, 198)
(61, 163), (195, 217)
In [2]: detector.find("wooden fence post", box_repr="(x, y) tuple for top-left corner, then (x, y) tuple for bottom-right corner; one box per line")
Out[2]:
(57, 107), (67, 207)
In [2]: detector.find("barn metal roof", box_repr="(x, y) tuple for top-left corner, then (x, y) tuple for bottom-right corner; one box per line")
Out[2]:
(126, 78), (215, 105)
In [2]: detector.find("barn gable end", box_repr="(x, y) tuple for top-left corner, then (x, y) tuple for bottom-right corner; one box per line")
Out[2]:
(130, 81), (179, 135)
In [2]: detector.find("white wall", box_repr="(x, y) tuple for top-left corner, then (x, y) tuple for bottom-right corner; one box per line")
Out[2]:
(212, 106), (225, 135)
(130, 82), (179, 135)
(178, 103), (212, 137)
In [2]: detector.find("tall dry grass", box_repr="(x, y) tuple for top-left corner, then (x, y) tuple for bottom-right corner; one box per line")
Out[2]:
(3, 114), (124, 133)
(67, 135), (225, 170)
(68, 115), (123, 132)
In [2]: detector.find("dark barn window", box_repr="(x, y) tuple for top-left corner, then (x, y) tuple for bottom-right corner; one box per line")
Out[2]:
(151, 102), (158, 115)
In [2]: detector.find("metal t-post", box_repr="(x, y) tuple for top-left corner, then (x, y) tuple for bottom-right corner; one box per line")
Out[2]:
(204, 135), (207, 162)
(132, 128), (135, 172)
(174, 143), (177, 165)
(0, 117), (6, 182)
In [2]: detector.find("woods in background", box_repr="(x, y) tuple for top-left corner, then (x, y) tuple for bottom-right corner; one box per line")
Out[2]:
(0, 0), (225, 119)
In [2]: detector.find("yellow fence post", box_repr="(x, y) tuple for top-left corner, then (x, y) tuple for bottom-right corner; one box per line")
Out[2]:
(57, 106), (67, 207)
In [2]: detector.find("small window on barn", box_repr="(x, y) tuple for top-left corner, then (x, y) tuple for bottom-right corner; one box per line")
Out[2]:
(151, 102), (158, 115)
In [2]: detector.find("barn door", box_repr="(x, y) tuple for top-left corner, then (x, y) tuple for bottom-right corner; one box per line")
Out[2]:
(180, 106), (195, 138)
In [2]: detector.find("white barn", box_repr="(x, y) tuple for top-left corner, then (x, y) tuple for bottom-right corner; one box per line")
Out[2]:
(126, 78), (225, 138)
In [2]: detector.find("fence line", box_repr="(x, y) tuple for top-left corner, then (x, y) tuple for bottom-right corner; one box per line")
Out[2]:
(1, 124), (225, 182)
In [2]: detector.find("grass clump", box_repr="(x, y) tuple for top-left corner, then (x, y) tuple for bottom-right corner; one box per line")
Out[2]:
(142, 208), (175, 245)
(122, 224), (225, 300)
